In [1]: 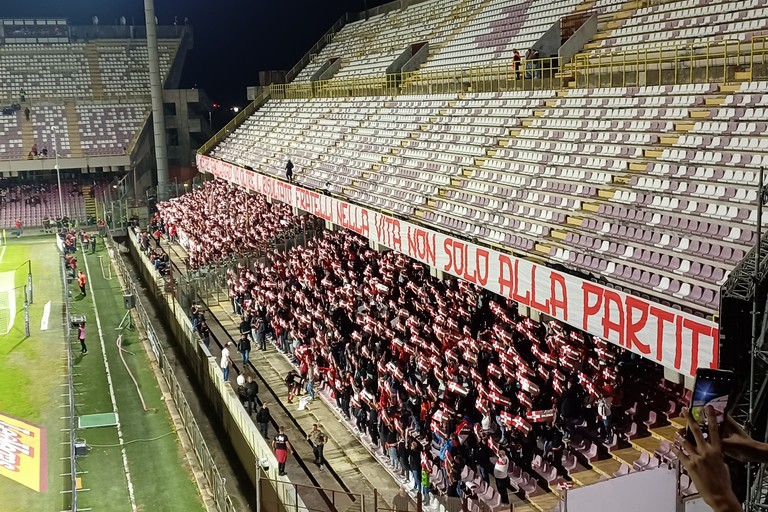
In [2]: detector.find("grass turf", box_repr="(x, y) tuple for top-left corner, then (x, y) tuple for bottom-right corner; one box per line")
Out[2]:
(0, 235), (204, 512)
(0, 235), (69, 511)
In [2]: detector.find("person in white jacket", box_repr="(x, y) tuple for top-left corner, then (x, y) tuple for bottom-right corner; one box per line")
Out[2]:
(221, 342), (232, 381)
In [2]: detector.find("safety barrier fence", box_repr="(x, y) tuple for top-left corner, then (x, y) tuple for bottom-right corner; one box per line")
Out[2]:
(109, 234), (238, 512)
(58, 235), (79, 512)
(569, 35), (768, 88)
(128, 229), (315, 512)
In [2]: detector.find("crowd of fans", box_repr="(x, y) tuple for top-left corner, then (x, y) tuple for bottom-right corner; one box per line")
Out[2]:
(225, 228), (646, 504)
(156, 180), (307, 270)
(155, 180), (681, 506)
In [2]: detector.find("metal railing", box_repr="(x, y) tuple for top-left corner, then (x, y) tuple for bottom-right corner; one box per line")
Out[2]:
(196, 87), (272, 156)
(569, 35), (768, 87)
(109, 235), (237, 512)
(285, 16), (347, 83)
(268, 56), (561, 100)
(58, 235), (79, 512)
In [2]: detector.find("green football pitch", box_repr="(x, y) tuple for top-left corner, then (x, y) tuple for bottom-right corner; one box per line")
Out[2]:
(0, 234), (205, 512)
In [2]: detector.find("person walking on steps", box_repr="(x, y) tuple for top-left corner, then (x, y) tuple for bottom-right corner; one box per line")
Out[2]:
(78, 323), (88, 354)
(273, 426), (293, 476)
(78, 270), (87, 296)
(307, 423), (326, 470)
(285, 159), (294, 183)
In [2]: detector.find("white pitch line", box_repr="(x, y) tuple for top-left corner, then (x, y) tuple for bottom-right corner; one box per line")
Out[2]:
(0, 245), (5, 264)
(81, 244), (138, 512)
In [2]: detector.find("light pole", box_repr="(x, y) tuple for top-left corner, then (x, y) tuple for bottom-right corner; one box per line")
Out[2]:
(52, 128), (64, 218)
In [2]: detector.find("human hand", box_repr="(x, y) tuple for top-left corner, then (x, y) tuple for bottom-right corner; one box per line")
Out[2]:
(721, 414), (765, 463)
(672, 407), (742, 512)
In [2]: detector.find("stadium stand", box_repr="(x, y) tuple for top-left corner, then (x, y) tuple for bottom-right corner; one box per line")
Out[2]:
(0, 114), (24, 159)
(96, 41), (176, 96)
(0, 180), (106, 227)
(209, 78), (768, 314)
(585, 0), (768, 53)
(157, 180), (308, 269)
(76, 103), (149, 156)
(292, 0), (465, 82)
(169, 0), (768, 508)
(0, 38), (179, 163)
(0, 43), (91, 101)
(155, 180), (695, 507)
(420, 0), (583, 70)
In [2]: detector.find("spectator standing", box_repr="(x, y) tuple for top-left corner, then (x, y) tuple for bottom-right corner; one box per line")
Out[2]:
(24, 107), (30, 121)
(305, 363), (315, 401)
(78, 270), (87, 296)
(596, 395), (613, 440)
(20, 88), (25, 102)
(493, 449), (510, 505)
(285, 159), (294, 183)
(78, 323), (88, 354)
(238, 332), (251, 366)
(252, 314), (267, 351)
(257, 402), (272, 438)
(220, 341), (232, 381)
(198, 320), (210, 348)
(393, 487), (410, 512)
(90, 235), (96, 253)
(307, 423), (326, 469)
(408, 441), (422, 494)
(245, 374), (259, 415)
(272, 426), (293, 476)
(513, 50), (521, 79)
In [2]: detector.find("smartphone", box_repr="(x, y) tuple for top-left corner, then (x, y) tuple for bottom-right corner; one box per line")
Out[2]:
(686, 368), (734, 443)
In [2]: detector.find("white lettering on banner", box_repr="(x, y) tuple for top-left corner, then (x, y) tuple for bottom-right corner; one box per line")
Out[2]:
(197, 156), (720, 377)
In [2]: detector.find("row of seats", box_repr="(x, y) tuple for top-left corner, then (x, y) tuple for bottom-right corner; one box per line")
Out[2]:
(0, 102), (148, 159)
(210, 82), (768, 314)
(0, 40), (178, 101)
(290, 0), (763, 82)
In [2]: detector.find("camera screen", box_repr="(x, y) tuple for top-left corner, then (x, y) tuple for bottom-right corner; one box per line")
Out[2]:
(691, 375), (731, 436)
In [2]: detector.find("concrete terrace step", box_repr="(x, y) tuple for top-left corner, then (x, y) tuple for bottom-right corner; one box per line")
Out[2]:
(210, 302), (401, 508)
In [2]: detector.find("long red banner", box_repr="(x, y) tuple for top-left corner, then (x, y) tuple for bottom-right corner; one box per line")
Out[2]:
(197, 154), (720, 377)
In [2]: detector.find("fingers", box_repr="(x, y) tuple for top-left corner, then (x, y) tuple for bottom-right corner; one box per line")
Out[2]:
(671, 444), (690, 465)
(706, 406), (721, 450)
(683, 407), (706, 448)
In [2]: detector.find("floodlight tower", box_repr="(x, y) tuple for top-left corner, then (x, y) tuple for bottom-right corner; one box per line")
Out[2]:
(144, 0), (170, 200)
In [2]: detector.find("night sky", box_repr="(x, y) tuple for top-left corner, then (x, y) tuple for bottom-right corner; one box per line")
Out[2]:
(0, 0), (391, 107)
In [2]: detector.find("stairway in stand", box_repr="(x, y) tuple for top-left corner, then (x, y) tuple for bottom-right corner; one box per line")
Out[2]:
(63, 102), (83, 158)
(82, 185), (97, 221)
(84, 43), (105, 100)
(19, 110), (34, 156)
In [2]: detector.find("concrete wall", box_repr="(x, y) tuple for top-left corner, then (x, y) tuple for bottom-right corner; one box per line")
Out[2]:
(401, 42), (430, 73)
(317, 58), (343, 81)
(533, 20), (562, 58)
(559, 14), (598, 63)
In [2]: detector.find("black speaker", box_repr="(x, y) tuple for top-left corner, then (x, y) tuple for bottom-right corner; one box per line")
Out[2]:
(123, 293), (135, 310)
(74, 440), (88, 457)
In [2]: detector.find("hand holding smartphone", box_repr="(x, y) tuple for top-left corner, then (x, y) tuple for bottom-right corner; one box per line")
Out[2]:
(686, 368), (734, 444)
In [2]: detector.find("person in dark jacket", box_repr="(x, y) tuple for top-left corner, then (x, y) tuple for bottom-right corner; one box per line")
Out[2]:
(256, 402), (271, 438)
(245, 374), (259, 415)
(238, 332), (251, 366)
(408, 441), (422, 493)
(285, 159), (294, 183)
